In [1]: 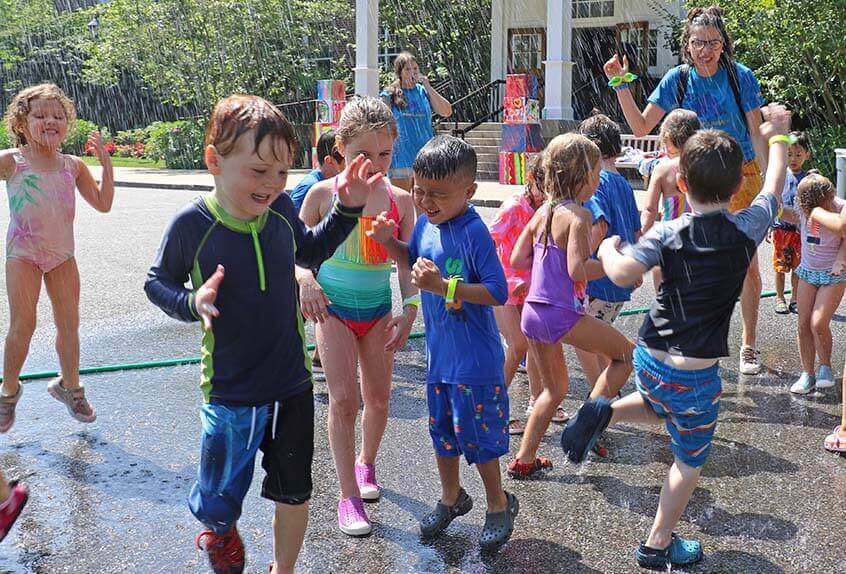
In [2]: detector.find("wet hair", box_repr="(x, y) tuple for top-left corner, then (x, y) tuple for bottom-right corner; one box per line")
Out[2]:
(541, 133), (601, 247)
(681, 5), (735, 67)
(316, 129), (341, 165)
(205, 94), (297, 161)
(660, 109), (701, 151)
(790, 131), (810, 152)
(525, 154), (546, 204)
(578, 113), (621, 159)
(4, 83), (76, 147)
(679, 129), (743, 203)
(383, 52), (418, 110)
(796, 173), (835, 216)
(412, 135), (477, 182)
(336, 96), (397, 145)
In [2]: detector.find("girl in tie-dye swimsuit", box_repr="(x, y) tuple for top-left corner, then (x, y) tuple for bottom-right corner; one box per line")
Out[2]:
(0, 84), (114, 434)
(297, 96), (418, 536)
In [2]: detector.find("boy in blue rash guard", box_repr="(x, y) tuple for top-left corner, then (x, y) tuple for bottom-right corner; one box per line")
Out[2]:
(368, 135), (518, 553)
(561, 103), (791, 571)
(576, 114), (642, 389)
(144, 95), (381, 574)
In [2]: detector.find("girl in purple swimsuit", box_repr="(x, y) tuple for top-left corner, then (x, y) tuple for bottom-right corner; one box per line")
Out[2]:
(506, 134), (634, 478)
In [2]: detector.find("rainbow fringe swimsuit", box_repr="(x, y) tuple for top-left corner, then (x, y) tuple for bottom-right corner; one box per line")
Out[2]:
(317, 181), (400, 338)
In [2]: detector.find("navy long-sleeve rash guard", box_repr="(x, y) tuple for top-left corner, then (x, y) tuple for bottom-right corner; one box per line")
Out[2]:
(145, 192), (362, 405)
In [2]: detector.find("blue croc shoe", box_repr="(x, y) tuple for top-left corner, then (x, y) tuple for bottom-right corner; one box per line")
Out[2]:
(635, 533), (703, 570)
(560, 398), (612, 463)
(816, 365), (835, 389)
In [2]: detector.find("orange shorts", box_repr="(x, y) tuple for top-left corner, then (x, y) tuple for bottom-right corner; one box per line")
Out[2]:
(772, 228), (801, 273)
(729, 160), (764, 213)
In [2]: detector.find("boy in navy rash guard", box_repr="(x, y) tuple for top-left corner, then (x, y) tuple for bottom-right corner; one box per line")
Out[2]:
(144, 95), (381, 574)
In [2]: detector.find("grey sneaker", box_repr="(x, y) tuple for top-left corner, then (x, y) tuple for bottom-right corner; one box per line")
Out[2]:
(0, 385), (23, 433)
(739, 346), (761, 375)
(47, 377), (96, 423)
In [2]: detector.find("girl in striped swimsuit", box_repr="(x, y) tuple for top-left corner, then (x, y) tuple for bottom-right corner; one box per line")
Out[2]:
(298, 96), (418, 536)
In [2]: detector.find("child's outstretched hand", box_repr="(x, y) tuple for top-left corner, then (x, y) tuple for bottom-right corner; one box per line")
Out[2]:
(833, 258), (846, 276)
(366, 211), (398, 245)
(195, 264), (224, 330)
(337, 154), (384, 208)
(603, 53), (629, 80)
(86, 131), (111, 165)
(411, 258), (445, 294)
(758, 103), (792, 142)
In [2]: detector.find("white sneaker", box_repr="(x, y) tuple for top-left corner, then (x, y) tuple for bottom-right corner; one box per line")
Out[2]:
(790, 373), (816, 395)
(816, 365), (835, 389)
(739, 346), (761, 375)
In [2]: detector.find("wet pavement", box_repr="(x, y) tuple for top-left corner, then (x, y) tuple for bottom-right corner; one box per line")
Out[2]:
(0, 186), (844, 573)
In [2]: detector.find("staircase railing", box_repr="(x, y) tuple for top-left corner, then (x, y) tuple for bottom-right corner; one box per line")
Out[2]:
(436, 79), (506, 139)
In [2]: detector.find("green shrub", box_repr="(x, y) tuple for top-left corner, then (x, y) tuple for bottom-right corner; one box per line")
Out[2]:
(145, 120), (206, 169)
(0, 123), (9, 149)
(806, 124), (846, 181)
(63, 119), (99, 155)
(115, 127), (152, 146)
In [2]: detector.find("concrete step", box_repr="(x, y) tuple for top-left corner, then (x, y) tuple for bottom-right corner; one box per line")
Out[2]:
(477, 171), (500, 182)
(471, 145), (501, 155)
(463, 137), (501, 148)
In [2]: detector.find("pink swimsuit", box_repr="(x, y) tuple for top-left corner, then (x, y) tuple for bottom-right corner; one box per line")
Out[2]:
(5, 151), (76, 273)
(488, 193), (535, 305)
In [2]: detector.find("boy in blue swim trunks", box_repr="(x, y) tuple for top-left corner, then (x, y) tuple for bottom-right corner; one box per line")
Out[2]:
(369, 135), (518, 552)
(561, 103), (792, 570)
(145, 95), (379, 574)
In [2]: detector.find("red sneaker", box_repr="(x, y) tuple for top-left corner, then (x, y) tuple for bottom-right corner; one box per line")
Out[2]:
(195, 525), (246, 574)
(0, 481), (29, 542)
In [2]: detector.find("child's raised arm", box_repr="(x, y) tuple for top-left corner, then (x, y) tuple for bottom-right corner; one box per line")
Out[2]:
(757, 104), (792, 202)
(74, 132), (114, 213)
(810, 203), (846, 237)
(367, 212), (411, 267)
(0, 150), (16, 181)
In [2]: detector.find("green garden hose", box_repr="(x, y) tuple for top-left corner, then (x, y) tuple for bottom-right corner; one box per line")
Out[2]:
(3, 289), (791, 383)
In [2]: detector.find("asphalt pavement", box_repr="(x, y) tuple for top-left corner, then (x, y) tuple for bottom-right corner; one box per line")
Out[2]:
(0, 185), (843, 573)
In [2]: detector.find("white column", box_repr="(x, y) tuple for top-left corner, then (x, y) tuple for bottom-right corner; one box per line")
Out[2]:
(354, 0), (380, 96)
(543, 0), (574, 120)
(490, 0), (505, 83)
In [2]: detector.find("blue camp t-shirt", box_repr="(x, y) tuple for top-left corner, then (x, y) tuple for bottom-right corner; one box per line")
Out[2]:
(584, 170), (642, 302)
(381, 84), (433, 170)
(408, 205), (507, 385)
(649, 63), (764, 161)
(289, 168), (325, 212)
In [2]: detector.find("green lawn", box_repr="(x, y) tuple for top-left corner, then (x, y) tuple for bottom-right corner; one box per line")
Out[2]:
(81, 156), (166, 168)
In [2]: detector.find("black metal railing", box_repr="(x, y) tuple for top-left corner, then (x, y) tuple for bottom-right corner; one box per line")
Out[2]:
(437, 79), (506, 139)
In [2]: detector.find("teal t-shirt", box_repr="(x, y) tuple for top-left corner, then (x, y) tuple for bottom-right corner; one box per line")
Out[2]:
(381, 84), (433, 170)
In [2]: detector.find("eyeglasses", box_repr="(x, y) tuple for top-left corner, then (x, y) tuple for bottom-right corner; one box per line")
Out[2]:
(690, 38), (723, 51)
